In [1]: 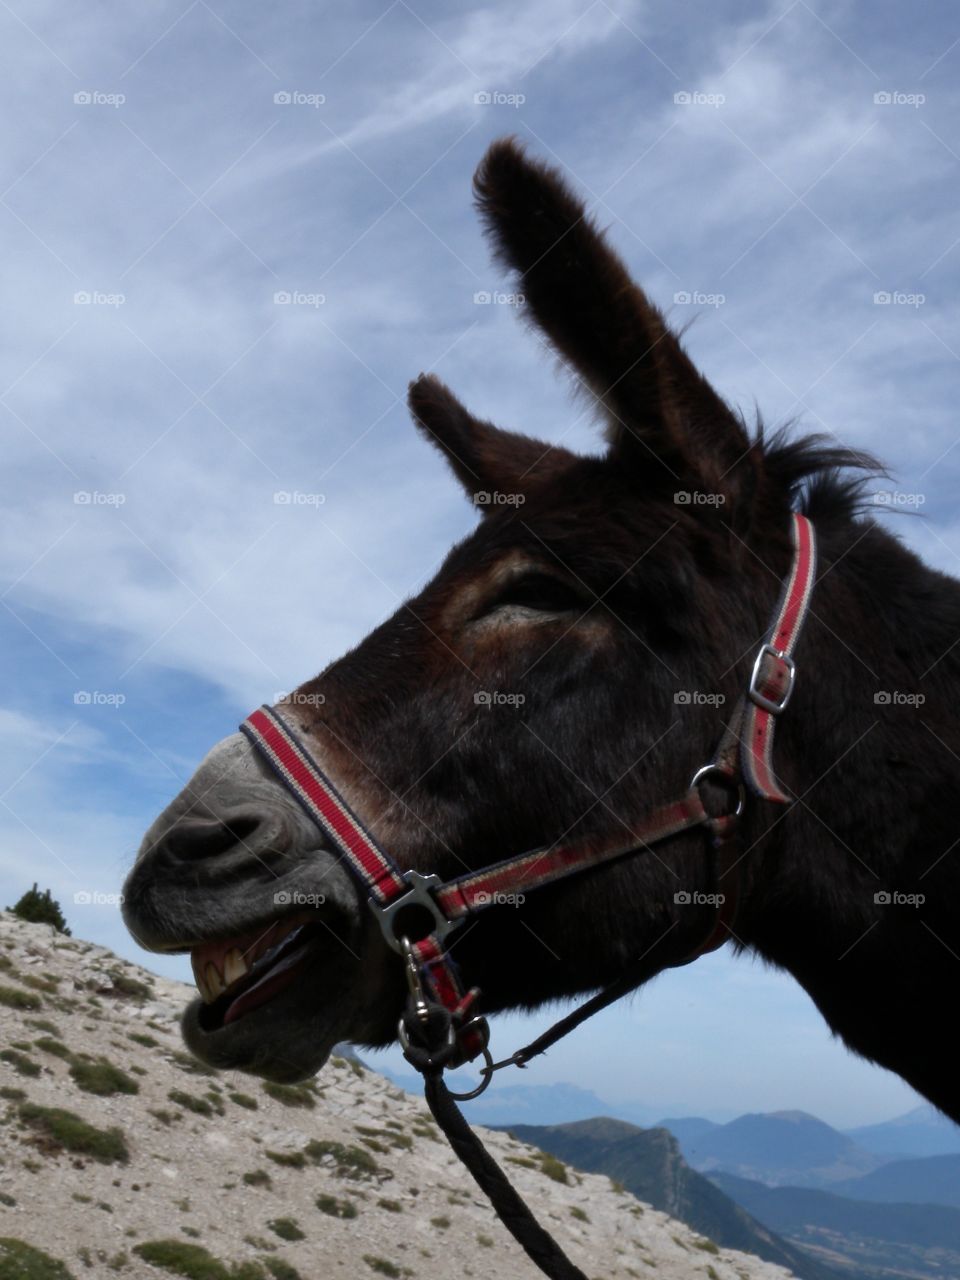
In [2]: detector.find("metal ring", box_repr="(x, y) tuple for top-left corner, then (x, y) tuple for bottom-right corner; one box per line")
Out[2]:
(689, 764), (745, 818)
(446, 1047), (496, 1101)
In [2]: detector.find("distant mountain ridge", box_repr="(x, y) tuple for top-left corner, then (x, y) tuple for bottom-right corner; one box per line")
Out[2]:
(502, 1118), (848, 1280)
(668, 1109), (888, 1187)
(844, 1104), (960, 1158)
(711, 1172), (960, 1280)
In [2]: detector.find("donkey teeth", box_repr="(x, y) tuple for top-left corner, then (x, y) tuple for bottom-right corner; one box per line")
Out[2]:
(204, 963), (226, 1001)
(223, 948), (249, 987)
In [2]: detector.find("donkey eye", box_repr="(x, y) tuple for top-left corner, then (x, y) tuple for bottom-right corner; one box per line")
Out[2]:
(488, 572), (585, 615)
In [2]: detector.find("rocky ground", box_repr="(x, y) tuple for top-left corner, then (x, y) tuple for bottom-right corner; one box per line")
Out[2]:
(0, 912), (796, 1280)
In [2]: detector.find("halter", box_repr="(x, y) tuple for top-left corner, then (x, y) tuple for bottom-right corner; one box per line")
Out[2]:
(240, 511), (816, 1280)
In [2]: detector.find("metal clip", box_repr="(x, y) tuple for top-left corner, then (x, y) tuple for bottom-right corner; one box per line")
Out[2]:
(370, 870), (459, 954)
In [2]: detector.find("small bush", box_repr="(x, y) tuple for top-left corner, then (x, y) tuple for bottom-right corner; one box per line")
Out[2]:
(265, 1151), (305, 1169)
(314, 1195), (357, 1219)
(694, 1238), (720, 1255)
(0, 1237), (74, 1278)
(362, 1259), (402, 1278)
(106, 971), (152, 1000)
(7, 883), (70, 934)
(168, 1089), (213, 1116)
(17, 1104), (128, 1163)
(33, 1037), (72, 1060)
(377, 1199), (402, 1213)
(0, 1087), (26, 1102)
(25, 1019), (60, 1037)
(229, 1092), (258, 1110)
(70, 1060), (139, 1097)
(262, 1082), (314, 1109)
(303, 1139), (384, 1181)
(243, 1170), (272, 1188)
(128, 1032), (159, 1048)
(0, 1049), (40, 1078)
(429, 1216), (450, 1230)
(0, 985), (41, 1011)
(263, 1262), (301, 1280)
(266, 1220), (304, 1243)
(569, 1206), (589, 1223)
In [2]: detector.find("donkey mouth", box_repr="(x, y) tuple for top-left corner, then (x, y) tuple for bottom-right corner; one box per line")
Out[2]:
(190, 913), (322, 1029)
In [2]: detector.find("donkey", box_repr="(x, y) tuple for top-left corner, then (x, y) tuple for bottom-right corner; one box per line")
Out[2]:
(123, 138), (960, 1126)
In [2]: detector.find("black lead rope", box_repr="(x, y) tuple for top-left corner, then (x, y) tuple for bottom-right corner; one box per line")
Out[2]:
(423, 1070), (588, 1280)
(399, 842), (739, 1280)
(399, 937), (694, 1280)
(402, 999), (589, 1280)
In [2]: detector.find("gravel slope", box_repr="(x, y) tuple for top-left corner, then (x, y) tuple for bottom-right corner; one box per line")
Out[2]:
(0, 913), (796, 1280)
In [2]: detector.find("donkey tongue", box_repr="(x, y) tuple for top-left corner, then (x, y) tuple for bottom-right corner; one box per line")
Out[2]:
(222, 934), (315, 1025)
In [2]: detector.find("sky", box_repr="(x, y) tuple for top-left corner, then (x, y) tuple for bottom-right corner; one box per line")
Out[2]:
(2, 0), (959, 1129)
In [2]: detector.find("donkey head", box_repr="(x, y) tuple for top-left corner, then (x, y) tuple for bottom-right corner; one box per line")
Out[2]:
(122, 140), (866, 1082)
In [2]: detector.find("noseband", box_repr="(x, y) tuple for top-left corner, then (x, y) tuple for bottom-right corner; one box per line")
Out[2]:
(240, 512), (816, 1280)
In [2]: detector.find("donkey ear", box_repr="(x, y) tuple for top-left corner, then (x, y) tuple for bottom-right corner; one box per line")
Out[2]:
(473, 138), (752, 501)
(408, 373), (574, 509)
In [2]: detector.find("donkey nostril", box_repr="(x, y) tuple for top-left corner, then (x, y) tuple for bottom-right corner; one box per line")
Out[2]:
(164, 816), (261, 861)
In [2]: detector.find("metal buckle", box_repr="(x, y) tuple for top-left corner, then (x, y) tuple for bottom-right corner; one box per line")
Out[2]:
(748, 643), (796, 715)
(690, 764), (745, 818)
(370, 870), (459, 954)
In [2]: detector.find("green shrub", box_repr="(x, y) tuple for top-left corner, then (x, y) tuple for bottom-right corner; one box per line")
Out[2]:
(168, 1089), (213, 1116)
(18, 1103), (128, 1163)
(265, 1220), (303, 1243)
(314, 1194), (357, 1219)
(0, 1049), (40, 1078)
(0, 985), (41, 1011)
(0, 1237), (75, 1278)
(694, 1238), (720, 1255)
(106, 971), (151, 1000)
(0, 1087), (26, 1102)
(242, 1170), (272, 1188)
(265, 1151), (305, 1169)
(25, 1019), (60, 1037)
(33, 1038), (72, 1060)
(362, 1260), (402, 1278)
(69, 1060), (139, 1097)
(228, 1092), (258, 1110)
(7, 883), (70, 934)
(128, 1032), (159, 1048)
(262, 1083), (314, 1109)
(303, 1139), (384, 1181)
(263, 1262), (301, 1280)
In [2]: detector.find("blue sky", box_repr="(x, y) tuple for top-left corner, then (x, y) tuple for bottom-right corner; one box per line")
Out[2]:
(2, 0), (959, 1128)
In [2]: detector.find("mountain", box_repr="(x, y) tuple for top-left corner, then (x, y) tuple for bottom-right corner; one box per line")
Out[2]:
(0, 912), (796, 1280)
(501, 1117), (846, 1280)
(845, 1104), (960, 1158)
(382, 1067), (690, 1128)
(655, 1115), (722, 1146)
(712, 1171), (960, 1280)
(670, 1109), (887, 1186)
(829, 1153), (960, 1208)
